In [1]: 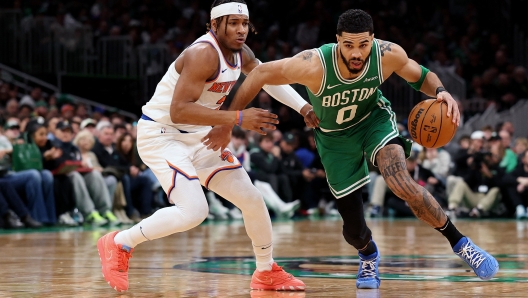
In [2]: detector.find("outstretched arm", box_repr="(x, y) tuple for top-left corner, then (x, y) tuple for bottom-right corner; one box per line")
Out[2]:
(232, 49), (322, 124)
(170, 44), (277, 131)
(381, 40), (460, 126)
(201, 50), (322, 151)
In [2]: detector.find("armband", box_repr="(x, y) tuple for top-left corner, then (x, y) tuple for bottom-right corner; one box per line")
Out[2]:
(407, 65), (430, 91)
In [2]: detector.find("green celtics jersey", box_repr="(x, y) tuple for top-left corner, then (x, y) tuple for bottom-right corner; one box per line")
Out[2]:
(307, 40), (390, 132)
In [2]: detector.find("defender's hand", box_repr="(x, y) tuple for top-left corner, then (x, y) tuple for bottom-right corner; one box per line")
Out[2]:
(201, 125), (232, 152)
(300, 104), (320, 128)
(436, 91), (460, 126)
(240, 108), (279, 135)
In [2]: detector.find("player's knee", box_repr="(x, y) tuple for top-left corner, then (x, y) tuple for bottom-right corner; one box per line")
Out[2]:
(194, 199), (210, 224)
(236, 186), (265, 213)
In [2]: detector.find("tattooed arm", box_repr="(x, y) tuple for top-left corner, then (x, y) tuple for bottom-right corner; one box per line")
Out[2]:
(376, 144), (447, 228)
(228, 49), (323, 111)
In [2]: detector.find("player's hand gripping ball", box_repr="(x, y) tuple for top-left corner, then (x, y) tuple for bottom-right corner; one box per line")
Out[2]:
(407, 99), (457, 148)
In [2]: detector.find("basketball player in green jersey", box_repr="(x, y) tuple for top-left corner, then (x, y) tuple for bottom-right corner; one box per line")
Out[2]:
(203, 9), (499, 289)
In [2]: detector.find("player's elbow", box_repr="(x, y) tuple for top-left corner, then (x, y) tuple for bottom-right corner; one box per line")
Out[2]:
(170, 101), (188, 123)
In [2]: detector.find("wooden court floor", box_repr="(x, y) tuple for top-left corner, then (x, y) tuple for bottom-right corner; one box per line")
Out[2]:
(1, 218), (528, 297)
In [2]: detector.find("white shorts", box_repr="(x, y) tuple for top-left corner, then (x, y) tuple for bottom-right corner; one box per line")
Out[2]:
(136, 118), (241, 197)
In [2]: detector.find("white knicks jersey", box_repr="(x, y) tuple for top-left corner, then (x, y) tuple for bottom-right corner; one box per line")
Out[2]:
(142, 31), (242, 132)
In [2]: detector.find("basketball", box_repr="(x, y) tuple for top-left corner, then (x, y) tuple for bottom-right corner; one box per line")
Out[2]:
(407, 99), (457, 148)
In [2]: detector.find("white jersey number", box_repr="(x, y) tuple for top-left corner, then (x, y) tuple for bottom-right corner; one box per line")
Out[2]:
(336, 105), (358, 124)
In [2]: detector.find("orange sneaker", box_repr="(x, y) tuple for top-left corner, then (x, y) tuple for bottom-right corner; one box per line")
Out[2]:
(97, 231), (133, 292)
(250, 263), (306, 291)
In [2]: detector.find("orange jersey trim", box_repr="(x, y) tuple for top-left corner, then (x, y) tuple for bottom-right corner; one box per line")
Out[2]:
(166, 161), (199, 198)
(204, 163), (242, 189)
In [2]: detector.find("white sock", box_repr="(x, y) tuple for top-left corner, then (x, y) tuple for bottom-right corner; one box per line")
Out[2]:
(114, 223), (150, 248)
(254, 242), (274, 272)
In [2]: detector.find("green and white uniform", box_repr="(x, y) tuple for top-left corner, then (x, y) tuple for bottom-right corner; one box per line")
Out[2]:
(307, 41), (411, 198)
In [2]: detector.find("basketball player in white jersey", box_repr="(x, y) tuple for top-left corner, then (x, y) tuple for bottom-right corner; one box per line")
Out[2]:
(97, 0), (313, 292)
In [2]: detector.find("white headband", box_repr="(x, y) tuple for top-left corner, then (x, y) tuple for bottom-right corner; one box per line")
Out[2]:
(210, 3), (249, 20)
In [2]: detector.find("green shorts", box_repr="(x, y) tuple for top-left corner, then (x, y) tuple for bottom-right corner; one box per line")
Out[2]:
(314, 102), (412, 198)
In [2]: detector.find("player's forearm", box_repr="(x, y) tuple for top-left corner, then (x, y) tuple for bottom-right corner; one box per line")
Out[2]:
(170, 102), (237, 126)
(262, 84), (308, 113)
(420, 72), (444, 97)
(229, 70), (268, 111)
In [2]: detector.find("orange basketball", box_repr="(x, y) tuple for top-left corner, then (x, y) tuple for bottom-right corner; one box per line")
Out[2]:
(407, 99), (457, 148)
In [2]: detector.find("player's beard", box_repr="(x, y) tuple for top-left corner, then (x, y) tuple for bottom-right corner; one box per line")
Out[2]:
(339, 48), (371, 75)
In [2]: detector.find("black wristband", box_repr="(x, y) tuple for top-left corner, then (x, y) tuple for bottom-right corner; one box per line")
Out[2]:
(436, 86), (447, 95)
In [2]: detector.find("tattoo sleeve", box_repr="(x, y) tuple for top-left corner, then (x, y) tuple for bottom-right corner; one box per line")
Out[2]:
(377, 144), (447, 228)
(379, 40), (393, 57)
(297, 50), (314, 62)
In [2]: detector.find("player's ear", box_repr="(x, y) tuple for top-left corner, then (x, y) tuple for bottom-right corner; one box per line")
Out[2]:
(336, 34), (340, 43)
(210, 19), (218, 32)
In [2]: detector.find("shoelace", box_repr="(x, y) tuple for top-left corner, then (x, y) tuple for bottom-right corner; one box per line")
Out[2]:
(359, 257), (378, 278)
(271, 264), (293, 279)
(117, 250), (132, 272)
(457, 242), (486, 268)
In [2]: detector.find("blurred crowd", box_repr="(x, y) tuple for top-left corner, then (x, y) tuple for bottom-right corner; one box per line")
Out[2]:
(2, 0), (528, 229)
(3, 0), (527, 114)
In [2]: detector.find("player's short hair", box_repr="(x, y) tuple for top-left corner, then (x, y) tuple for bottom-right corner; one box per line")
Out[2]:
(337, 9), (374, 35)
(206, 0), (256, 34)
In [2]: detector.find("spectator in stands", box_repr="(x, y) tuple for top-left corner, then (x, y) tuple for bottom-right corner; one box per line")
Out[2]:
(53, 120), (119, 225)
(447, 146), (503, 218)
(92, 123), (152, 220)
(75, 103), (89, 119)
(3, 118), (21, 143)
(27, 117), (77, 226)
(115, 132), (155, 217)
(18, 98), (34, 120)
(0, 119), (56, 225)
(298, 131), (333, 216)
(499, 121), (515, 137)
(513, 137), (528, 160)
(489, 133), (517, 173)
(0, 180), (42, 228)
(250, 134), (293, 203)
(34, 100), (49, 117)
(60, 104), (75, 120)
(279, 132), (314, 203)
(46, 116), (60, 141)
(502, 150), (528, 219)
(228, 126), (251, 173)
(447, 130), (486, 196)
(73, 130), (118, 201)
(5, 98), (18, 118)
(71, 116), (82, 135)
(80, 118), (97, 134)
(419, 147), (452, 183)
(114, 123), (127, 143)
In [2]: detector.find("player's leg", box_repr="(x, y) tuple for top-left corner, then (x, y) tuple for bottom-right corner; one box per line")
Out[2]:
(207, 168), (306, 291)
(313, 126), (380, 289)
(98, 177), (208, 292)
(334, 188), (380, 289)
(366, 103), (498, 280)
(97, 120), (210, 292)
(375, 140), (499, 280)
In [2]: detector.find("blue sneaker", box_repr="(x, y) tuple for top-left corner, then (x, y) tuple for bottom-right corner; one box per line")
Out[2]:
(453, 237), (499, 280)
(356, 241), (381, 289)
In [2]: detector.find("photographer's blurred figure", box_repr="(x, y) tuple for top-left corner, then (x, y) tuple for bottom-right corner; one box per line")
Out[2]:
(447, 141), (503, 218)
(446, 130), (485, 197)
